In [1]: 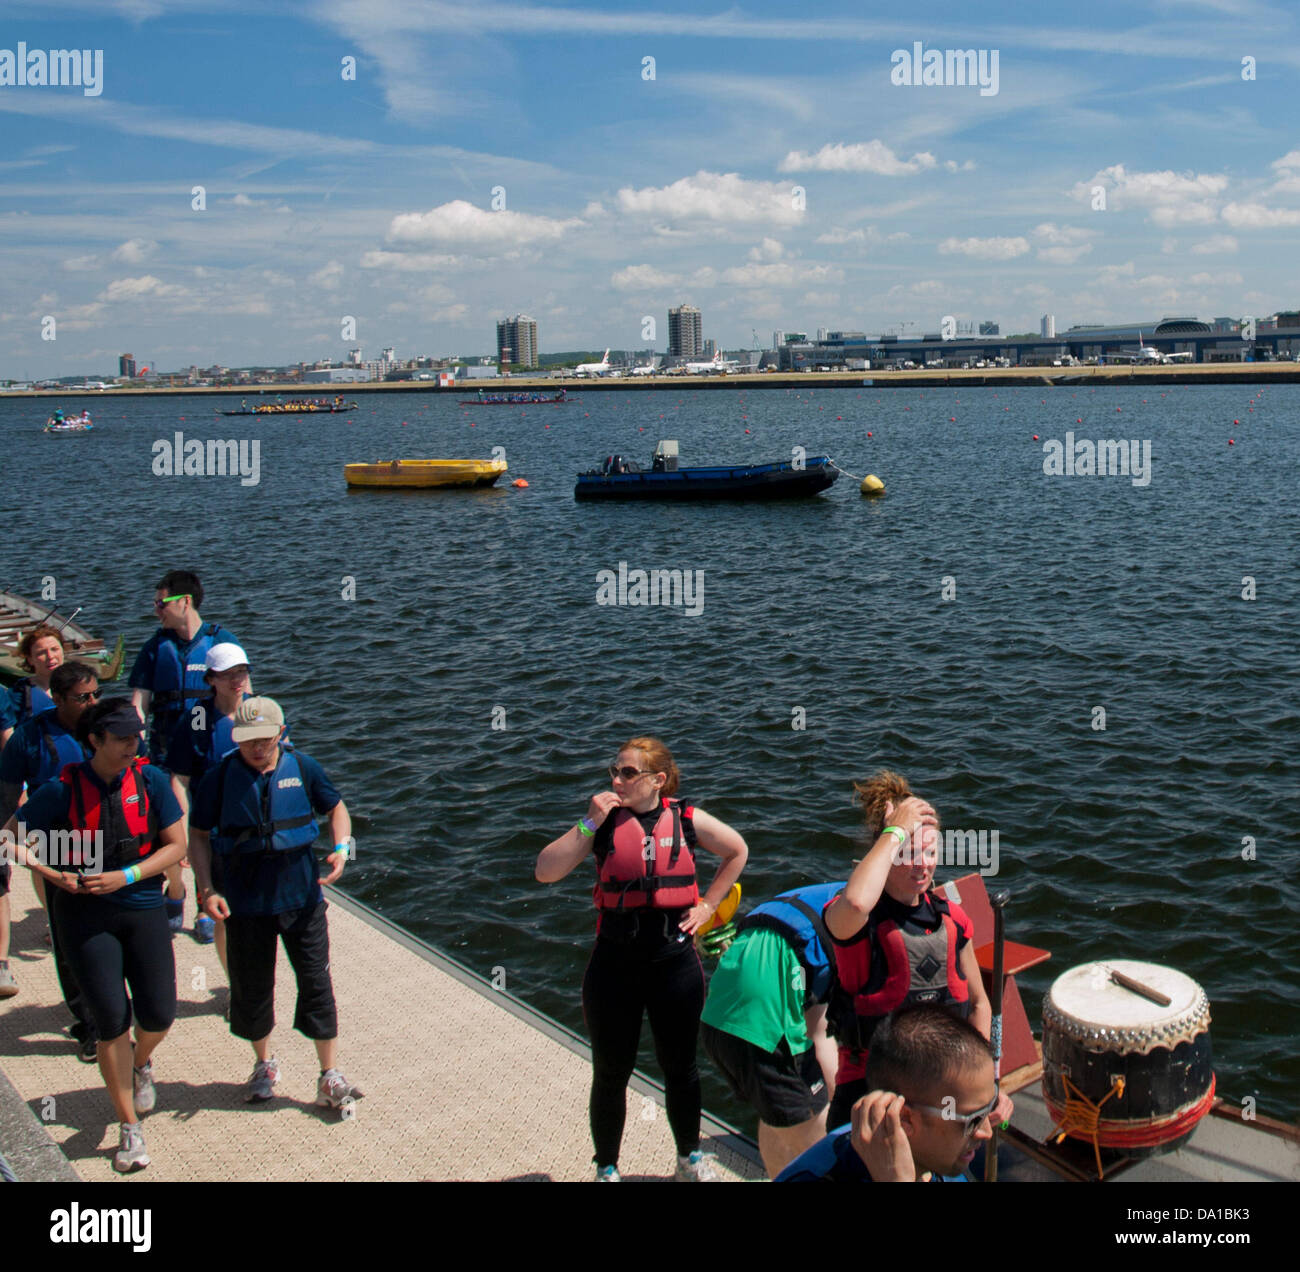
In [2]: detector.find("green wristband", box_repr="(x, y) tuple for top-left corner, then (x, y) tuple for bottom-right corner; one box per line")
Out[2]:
(576, 819), (595, 839)
(123, 865), (141, 885)
(882, 826), (908, 849)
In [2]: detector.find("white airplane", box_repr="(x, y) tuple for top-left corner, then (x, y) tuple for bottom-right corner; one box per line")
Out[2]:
(685, 350), (739, 375)
(629, 361), (659, 376)
(574, 349), (612, 376)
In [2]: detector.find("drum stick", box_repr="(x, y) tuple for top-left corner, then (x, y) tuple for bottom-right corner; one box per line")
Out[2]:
(1108, 967), (1172, 1007)
(984, 888), (1009, 1183)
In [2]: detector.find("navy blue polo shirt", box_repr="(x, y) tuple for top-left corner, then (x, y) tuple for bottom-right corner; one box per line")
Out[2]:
(7, 678), (55, 728)
(164, 696), (290, 786)
(189, 747), (340, 917)
(21, 762), (184, 910)
(775, 1126), (969, 1182)
(0, 709), (88, 821)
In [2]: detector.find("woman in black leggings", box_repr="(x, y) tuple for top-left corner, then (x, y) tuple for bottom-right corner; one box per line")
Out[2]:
(536, 736), (747, 1181)
(5, 700), (186, 1174)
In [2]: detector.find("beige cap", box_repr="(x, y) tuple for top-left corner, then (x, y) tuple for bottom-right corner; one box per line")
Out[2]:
(230, 696), (284, 742)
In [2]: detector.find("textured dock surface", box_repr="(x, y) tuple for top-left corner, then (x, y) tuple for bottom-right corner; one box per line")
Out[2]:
(0, 868), (762, 1182)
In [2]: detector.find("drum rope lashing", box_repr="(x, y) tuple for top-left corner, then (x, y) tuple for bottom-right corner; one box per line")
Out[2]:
(1047, 1073), (1126, 1180)
(1045, 1073), (1217, 1179)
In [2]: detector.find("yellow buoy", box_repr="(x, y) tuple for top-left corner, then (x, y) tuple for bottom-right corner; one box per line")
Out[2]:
(695, 882), (742, 935)
(860, 474), (885, 496)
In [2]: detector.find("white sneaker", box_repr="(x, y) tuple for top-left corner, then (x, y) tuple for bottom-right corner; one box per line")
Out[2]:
(245, 1056), (281, 1102)
(113, 1122), (150, 1173)
(316, 1069), (364, 1108)
(675, 1150), (720, 1181)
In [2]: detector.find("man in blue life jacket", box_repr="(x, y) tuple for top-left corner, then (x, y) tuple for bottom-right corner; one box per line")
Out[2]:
(186, 697), (363, 1111)
(775, 1005), (997, 1182)
(0, 661), (99, 1033)
(700, 881), (845, 1179)
(129, 570), (240, 932)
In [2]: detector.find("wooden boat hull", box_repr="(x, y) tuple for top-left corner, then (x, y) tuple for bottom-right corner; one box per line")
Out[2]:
(0, 591), (125, 684)
(223, 404), (357, 416)
(343, 459), (508, 489)
(575, 457), (839, 500)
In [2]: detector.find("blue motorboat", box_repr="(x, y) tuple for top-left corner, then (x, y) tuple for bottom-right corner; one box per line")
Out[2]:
(574, 440), (839, 501)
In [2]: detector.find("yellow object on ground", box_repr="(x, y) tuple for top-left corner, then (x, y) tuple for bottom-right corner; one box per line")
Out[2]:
(344, 458), (508, 489)
(860, 474), (885, 496)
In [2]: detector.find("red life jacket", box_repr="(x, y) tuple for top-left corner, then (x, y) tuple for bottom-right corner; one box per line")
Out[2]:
(592, 798), (699, 911)
(59, 759), (156, 872)
(825, 889), (972, 1053)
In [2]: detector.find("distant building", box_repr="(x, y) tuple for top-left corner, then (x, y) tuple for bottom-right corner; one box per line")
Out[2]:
(119, 353), (136, 379)
(703, 338), (718, 359)
(496, 315), (538, 368)
(303, 367), (366, 383)
(772, 330), (784, 350)
(1040, 314), (1056, 339)
(669, 305), (703, 358)
(979, 321), (999, 336)
(347, 348), (363, 365)
(816, 328), (828, 341)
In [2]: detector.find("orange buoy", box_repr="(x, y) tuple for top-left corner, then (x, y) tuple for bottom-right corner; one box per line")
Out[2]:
(511, 478), (529, 488)
(1033, 434), (1040, 441)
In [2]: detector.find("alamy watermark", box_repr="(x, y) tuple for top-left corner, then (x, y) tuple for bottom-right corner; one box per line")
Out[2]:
(1, 824), (103, 874)
(151, 432), (261, 486)
(595, 562), (704, 616)
(0, 44), (103, 96)
(1042, 433), (1151, 487)
(891, 42), (999, 96)
(893, 827), (1001, 877)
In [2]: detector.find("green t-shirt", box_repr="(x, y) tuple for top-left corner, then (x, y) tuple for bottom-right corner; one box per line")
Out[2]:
(701, 926), (809, 1054)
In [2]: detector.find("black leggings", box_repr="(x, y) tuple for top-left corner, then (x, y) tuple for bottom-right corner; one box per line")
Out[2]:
(582, 926), (705, 1168)
(49, 893), (176, 1041)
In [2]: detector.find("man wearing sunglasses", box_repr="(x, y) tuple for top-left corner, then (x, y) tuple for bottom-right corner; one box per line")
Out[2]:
(129, 570), (240, 932)
(774, 1006), (998, 1182)
(0, 662), (100, 1046)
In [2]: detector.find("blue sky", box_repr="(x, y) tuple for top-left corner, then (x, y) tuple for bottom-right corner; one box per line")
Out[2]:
(3, 0), (1300, 377)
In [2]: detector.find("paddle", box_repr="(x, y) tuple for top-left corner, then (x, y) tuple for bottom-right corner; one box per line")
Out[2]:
(984, 888), (1009, 1183)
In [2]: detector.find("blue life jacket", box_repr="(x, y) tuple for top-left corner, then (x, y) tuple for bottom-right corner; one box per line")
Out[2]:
(148, 623), (222, 741)
(738, 881), (846, 1006)
(14, 678), (55, 726)
(34, 710), (88, 784)
(209, 747), (318, 858)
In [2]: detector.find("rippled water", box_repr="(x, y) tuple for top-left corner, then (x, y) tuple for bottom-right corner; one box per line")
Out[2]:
(3, 382), (1296, 1125)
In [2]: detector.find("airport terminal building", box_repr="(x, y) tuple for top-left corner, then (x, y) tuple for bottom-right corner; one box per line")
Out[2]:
(773, 315), (1300, 370)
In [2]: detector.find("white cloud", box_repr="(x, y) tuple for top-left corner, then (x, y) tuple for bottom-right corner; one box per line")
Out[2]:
(610, 264), (680, 291)
(1150, 203), (1219, 226)
(938, 236), (1029, 260)
(1032, 223), (1093, 246)
(1188, 234), (1239, 254)
(720, 262), (843, 288)
(1038, 244), (1093, 265)
(61, 255), (99, 272)
(1098, 262), (1137, 281)
(944, 159), (976, 172)
(387, 199), (584, 247)
(99, 275), (187, 302)
(310, 260), (345, 289)
(617, 171), (806, 227)
(1076, 164), (1228, 226)
(111, 238), (157, 264)
(780, 141), (937, 176)
(360, 250), (466, 271)
(1220, 202), (1300, 228)
(748, 238), (784, 262)
(816, 228), (865, 245)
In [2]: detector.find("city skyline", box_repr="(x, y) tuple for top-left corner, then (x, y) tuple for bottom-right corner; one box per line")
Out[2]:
(4, 1), (1300, 379)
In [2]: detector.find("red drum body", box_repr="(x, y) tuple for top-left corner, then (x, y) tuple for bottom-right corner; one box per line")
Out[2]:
(1042, 960), (1214, 1159)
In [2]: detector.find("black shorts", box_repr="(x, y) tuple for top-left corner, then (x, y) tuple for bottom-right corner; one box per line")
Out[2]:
(702, 1022), (828, 1128)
